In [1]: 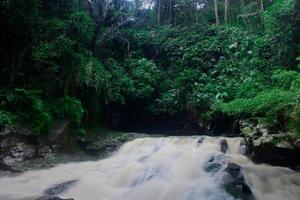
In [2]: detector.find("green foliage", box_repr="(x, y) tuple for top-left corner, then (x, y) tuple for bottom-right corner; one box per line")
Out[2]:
(263, 0), (298, 68)
(80, 56), (109, 90)
(105, 59), (135, 104)
(1, 0), (300, 139)
(5, 89), (52, 134)
(67, 11), (95, 42)
(288, 105), (300, 138)
(216, 89), (298, 122)
(126, 58), (159, 99)
(272, 69), (300, 90)
(0, 110), (16, 127)
(49, 96), (84, 126)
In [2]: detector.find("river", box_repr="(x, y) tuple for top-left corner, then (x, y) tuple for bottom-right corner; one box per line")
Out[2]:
(0, 136), (299, 200)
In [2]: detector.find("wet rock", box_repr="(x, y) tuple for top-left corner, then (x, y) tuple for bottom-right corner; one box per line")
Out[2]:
(204, 154), (228, 173)
(0, 126), (13, 137)
(219, 139), (228, 153)
(16, 127), (36, 136)
(197, 137), (204, 144)
(82, 132), (144, 156)
(223, 163), (254, 200)
(38, 145), (54, 158)
(239, 139), (247, 155)
(231, 119), (241, 135)
(36, 196), (74, 200)
(225, 163), (243, 180)
(3, 142), (36, 165)
(294, 139), (300, 149)
(44, 180), (78, 196)
(240, 120), (300, 167)
(204, 162), (222, 173)
(241, 127), (256, 138)
(0, 136), (15, 149)
(0, 161), (21, 173)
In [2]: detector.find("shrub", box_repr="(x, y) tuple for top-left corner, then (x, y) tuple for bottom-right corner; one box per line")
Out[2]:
(216, 88), (298, 122)
(0, 110), (15, 127)
(49, 96), (84, 126)
(5, 89), (52, 134)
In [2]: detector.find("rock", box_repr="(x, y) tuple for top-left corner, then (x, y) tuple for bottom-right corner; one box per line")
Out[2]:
(43, 180), (78, 196)
(0, 161), (21, 173)
(0, 136), (15, 149)
(36, 196), (74, 200)
(0, 126), (13, 137)
(294, 139), (300, 149)
(204, 154), (229, 173)
(225, 163), (243, 179)
(239, 139), (247, 155)
(219, 139), (228, 153)
(240, 120), (300, 167)
(197, 137), (204, 144)
(223, 163), (254, 200)
(48, 120), (70, 144)
(38, 146), (54, 158)
(3, 142), (36, 165)
(231, 120), (241, 135)
(204, 162), (222, 173)
(241, 127), (253, 138)
(16, 127), (36, 136)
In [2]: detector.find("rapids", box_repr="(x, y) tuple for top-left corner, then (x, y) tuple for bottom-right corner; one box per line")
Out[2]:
(0, 136), (299, 200)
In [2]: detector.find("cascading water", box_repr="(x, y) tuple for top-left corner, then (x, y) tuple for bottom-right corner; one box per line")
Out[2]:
(0, 136), (299, 200)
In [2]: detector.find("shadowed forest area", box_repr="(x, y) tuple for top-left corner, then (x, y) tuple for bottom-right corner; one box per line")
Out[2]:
(0, 0), (300, 141)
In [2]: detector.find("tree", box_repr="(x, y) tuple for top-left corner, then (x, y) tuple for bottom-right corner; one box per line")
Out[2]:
(213, 0), (219, 24)
(158, 0), (162, 26)
(224, 0), (229, 23)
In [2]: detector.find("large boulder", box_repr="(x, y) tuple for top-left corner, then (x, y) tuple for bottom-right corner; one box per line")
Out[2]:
(223, 163), (254, 200)
(2, 142), (36, 165)
(35, 180), (78, 200)
(218, 139), (228, 153)
(240, 119), (300, 167)
(43, 180), (78, 196)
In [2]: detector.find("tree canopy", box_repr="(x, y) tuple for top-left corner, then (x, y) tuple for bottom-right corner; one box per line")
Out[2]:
(0, 0), (299, 137)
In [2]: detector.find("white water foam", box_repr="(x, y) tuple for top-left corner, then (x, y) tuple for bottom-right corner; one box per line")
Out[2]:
(0, 136), (299, 200)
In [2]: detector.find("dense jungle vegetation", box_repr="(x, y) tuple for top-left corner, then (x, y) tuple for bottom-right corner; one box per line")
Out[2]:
(0, 0), (299, 138)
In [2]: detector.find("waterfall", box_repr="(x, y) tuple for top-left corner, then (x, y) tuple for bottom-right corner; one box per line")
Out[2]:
(0, 136), (299, 200)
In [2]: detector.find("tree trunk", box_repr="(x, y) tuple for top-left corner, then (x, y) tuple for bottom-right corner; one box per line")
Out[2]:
(260, 0), (264, 12)
(168, 0), (172, 24)
(213, 0), (219, 25)
(260, 0), (264, 28)
(224, 0), (229, 23)
(157, 0), (161, 26)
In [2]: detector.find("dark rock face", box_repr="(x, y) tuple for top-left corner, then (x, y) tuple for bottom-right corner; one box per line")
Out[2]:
(210, 112), (236, 135)
(240, 120), (300, 168)
(3, 142), (36, 165)
(0, 161), (21, 173)
(0, 126), (12, 137)
(0, 121), (70, 167)
(219, 139), (228, 153)
(223, 163), (254, 200)
(38, 145), (54, 158)
(43, 180), (78, 196)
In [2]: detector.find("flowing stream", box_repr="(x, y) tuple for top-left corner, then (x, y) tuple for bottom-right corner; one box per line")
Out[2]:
(0, 136), (300, 200)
